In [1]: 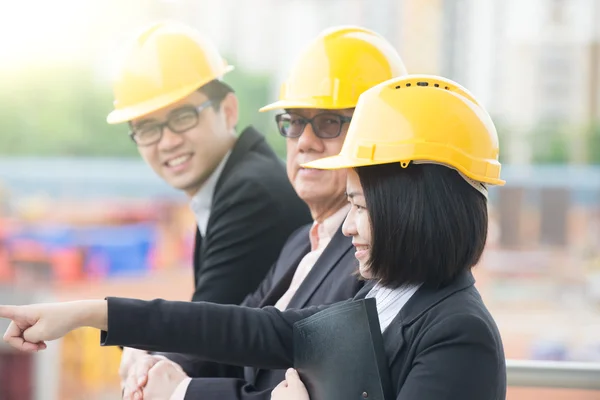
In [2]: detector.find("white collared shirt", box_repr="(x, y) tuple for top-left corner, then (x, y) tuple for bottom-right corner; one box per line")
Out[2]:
(366, 283), (421, 333)
(171, 152), (232, 400)
(189, 150), (231, 236)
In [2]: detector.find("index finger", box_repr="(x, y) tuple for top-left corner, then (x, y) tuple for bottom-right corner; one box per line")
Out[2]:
(0, 305), (15, 320)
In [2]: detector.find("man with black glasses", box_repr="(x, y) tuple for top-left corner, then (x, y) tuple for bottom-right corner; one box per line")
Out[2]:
(112, 21), (311, 383)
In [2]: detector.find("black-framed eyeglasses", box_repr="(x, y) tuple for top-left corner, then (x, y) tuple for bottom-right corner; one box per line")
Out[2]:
(129, 100), (213, 146)
(275, 112), (352, 139)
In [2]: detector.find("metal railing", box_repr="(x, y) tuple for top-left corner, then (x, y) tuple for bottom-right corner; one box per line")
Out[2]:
(506, 359), (600, 390)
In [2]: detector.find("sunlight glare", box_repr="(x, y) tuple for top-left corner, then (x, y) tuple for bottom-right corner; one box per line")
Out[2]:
(0, 0), (92, 68)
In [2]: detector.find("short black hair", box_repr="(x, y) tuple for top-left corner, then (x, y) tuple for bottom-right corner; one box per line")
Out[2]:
(198, 79), (234, 109)
(356, 162), (488, 289)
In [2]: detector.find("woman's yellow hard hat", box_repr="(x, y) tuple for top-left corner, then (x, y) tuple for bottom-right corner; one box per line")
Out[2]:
(302, 75), (505, 186)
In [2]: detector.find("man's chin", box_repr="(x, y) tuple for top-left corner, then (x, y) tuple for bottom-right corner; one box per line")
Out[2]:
(296, 186), (329, 205)
(166, 178), (200, 196)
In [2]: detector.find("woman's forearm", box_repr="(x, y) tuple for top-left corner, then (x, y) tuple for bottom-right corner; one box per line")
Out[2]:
(100, 297), (330, 369)
(0, 299), (108, 349)
(74, 300), (108, 331)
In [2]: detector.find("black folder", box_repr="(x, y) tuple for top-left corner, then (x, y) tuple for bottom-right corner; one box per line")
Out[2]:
(293, 298), (394, 400)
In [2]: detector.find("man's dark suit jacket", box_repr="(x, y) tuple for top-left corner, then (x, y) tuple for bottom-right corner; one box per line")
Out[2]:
(103, 270), (507, 400)
(160, 126), (311, 378)
(189, 126), (311, 304)
(170, 223), (363, 399)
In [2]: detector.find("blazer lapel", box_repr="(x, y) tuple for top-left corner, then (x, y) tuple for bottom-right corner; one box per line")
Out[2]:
(192, 228), (203, 285)
(381, 271), (476, 366)
(381, 317), (406, 371)
(258, 240), (311, 308)
(285, 227), (353, 309)
(250, 229), (311, 383)
(214, 126), (264, 195)
(254, 226), (352, 383)
(354, 281), (376, 299)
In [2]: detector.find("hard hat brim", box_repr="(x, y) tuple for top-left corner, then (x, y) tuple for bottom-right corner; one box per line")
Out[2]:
(107, 66), (234, 124)
(259, 100), (322, 113)
(303, 154), (506, 186)
(301, 154), (370, 170)
(259, 99), (356, 113)
(106, 84), (200, 124)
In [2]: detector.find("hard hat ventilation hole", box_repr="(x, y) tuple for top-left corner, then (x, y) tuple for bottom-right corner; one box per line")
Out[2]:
(393, 81), (451, 90)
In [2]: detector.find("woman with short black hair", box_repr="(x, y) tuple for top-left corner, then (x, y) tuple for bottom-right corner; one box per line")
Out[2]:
(0, 74), (507, 400)
(354, 162), (488, 289)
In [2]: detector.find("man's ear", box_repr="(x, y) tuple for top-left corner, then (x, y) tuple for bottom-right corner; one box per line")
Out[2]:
(220, 93), (239, 131)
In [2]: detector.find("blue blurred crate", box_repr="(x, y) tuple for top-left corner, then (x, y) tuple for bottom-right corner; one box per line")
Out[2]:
(7, 223), (157, 278)
(7, 225), (75, 251)
(79, 223), (156, 277)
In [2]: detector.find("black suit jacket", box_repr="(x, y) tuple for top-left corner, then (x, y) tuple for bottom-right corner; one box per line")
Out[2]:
(160, 126), (311, 377)
(184, 224), (362, 399)
(103, 271), (506, 400)
(189, 126), (311, 304)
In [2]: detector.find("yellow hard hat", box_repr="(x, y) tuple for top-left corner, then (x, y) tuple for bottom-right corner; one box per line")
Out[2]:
(302, 75), (505, 186)
(106, 22), (234, 124)
(259, 26), (408, 112)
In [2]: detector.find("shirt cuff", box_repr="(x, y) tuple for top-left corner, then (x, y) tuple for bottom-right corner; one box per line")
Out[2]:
(170, 377), (192, 400)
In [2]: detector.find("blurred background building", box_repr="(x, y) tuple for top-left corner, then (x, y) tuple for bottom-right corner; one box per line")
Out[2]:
(0, 0), (599, 399)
